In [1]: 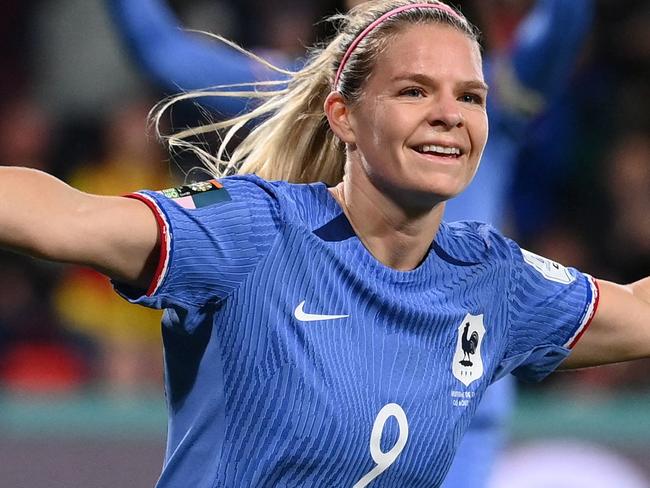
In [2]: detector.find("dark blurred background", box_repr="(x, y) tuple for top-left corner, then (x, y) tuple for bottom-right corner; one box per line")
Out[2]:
(0, 0), (648, 486)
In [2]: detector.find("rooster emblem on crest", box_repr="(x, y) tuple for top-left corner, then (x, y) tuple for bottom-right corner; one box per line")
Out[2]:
(459, 322), (479, 367)
(452, 313), (486, 387)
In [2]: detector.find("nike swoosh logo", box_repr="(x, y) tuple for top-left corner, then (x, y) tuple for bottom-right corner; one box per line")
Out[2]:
(294, 301), (349, 322)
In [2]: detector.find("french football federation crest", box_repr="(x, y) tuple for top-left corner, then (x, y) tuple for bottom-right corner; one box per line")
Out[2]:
(452, 313), (486, 387)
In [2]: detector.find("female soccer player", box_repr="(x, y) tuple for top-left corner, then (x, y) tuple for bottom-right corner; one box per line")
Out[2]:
(107, 1), (594, 485)
(1, 1), (648, 486)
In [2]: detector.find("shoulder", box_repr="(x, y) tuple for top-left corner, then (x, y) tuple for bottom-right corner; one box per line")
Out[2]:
(219, 173), (282, 202)
(225, 175), (333, 226)
(151, 174), (336, 231)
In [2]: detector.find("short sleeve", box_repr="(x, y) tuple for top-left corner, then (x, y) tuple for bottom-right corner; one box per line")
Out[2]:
(496, 242), (599, 382)
(113, 175), (281, 311)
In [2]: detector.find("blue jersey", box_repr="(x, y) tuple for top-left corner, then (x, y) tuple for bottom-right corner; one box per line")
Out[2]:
(116, 175), (598, 487)
(107, 1), (595, 485)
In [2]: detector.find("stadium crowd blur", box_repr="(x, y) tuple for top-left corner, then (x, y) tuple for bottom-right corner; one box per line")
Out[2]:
(0, 0), (648, 398)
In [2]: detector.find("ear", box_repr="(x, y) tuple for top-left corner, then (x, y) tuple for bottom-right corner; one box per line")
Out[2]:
(324, 91), (356, 144)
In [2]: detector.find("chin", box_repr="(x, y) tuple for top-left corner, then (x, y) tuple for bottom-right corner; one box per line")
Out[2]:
(415, 178), (467, 204)
(388, 184), (457, 211)
(371, 169), (467, 209)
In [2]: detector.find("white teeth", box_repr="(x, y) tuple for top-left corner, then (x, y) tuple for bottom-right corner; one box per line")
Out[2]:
(418, 144), (461, 156)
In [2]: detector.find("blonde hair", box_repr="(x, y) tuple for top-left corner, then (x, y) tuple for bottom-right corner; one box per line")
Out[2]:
(154, 0), (479, 186)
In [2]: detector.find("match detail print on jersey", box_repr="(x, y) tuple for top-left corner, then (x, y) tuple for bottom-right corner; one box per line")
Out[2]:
(353, 403), (409, 488)
(293, 300), (350, 322)
(521, 249), (575, 284)
(158, 180), (231, 210)
(452, 313), (486, 387)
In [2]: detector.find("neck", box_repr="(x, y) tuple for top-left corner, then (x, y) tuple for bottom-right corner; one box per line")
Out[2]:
(329, 161), (445, 271)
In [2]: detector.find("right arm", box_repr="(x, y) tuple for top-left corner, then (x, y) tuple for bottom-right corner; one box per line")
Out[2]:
(0, 166), (160, 289)
(106, 0), (292, 117)
(511, 0), (593, 100)
(486, 0), (593, 120)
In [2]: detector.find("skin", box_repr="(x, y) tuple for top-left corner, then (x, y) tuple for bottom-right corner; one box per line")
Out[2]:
(323, 22), (650, 367)
(325, 23), (488, 271)
(0, 15), (647, 369)
(0, 168), (159, 289)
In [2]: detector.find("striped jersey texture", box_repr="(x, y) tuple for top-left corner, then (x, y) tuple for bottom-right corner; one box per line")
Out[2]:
(116, 174), (597, 487)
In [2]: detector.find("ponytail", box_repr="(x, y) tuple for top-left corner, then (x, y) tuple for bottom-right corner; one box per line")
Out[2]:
(153, 1), (477, 186)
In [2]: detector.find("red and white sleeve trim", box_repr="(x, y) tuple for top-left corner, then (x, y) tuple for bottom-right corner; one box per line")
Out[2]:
(126, 193), (171, 297)
(565, 275), (600, 349)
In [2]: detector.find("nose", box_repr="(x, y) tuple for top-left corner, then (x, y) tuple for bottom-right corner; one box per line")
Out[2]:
(427, 96), (464, 129)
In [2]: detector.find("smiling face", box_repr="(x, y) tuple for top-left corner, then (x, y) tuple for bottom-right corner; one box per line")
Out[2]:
(341, 22), (488, 210)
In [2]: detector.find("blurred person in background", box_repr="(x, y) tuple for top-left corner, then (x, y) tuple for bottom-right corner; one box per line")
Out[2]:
(511, 0), (650, 249)
(512, 1), (650, 396)
(107, 0), (593, 484)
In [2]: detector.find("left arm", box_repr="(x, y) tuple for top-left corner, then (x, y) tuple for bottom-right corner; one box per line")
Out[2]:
(561, 277), (650, 369)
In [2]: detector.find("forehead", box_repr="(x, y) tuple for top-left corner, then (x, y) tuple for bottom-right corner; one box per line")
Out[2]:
(371, 23), (483, 83)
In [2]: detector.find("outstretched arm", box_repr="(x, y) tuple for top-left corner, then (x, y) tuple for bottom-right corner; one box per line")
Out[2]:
(0, 166), (159, 289)
(106, 0), (291, 117)
(562, 278), (650, 368)
(512, 0), (593, 100)
(488, 0), (593, 118)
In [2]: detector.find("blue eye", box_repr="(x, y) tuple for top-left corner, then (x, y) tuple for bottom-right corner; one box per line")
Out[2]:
(460, 93), (484, 105)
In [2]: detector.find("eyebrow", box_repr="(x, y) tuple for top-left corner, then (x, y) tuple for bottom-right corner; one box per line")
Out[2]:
(391, 73), (489, 92)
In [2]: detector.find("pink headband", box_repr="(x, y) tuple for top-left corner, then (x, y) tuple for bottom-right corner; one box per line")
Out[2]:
(334, 3), (464, 90)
